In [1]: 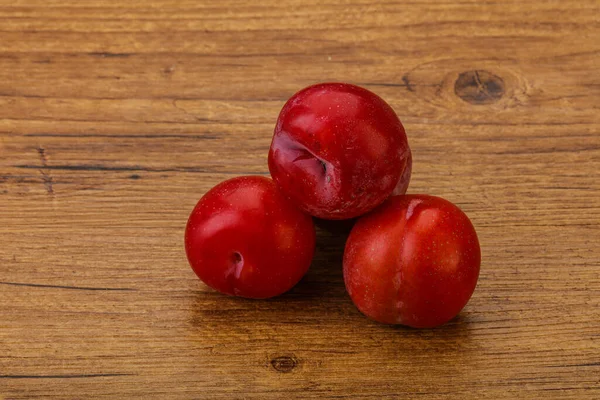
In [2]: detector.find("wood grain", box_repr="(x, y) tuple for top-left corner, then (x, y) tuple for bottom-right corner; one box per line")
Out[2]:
(1, 0), (599, 398)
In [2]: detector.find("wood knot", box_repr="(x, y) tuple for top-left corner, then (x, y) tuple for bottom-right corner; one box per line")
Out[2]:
(454, 70), (505, 105)
(163, 65), (176, 76)
(269, 355), (298, 373)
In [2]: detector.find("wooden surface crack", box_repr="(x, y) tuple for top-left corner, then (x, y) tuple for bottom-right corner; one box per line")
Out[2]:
(36, 146), (54, 195)
(0, 281), (137, 292)
(0, 373), (135, 379)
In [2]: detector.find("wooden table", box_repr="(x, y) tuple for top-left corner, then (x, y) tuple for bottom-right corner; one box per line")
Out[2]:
(1, 1), (599, 398)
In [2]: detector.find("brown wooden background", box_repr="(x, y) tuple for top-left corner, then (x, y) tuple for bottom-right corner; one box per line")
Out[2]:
(1, 0), (599, 398)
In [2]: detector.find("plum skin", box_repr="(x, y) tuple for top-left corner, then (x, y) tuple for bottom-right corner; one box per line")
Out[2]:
(185, 176), (316, 299)
(343, 195), (481, 328)
(268, 82), (412, 220)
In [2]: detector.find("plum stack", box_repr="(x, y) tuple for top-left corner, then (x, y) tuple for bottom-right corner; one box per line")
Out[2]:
(185, 83), (480, 328)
